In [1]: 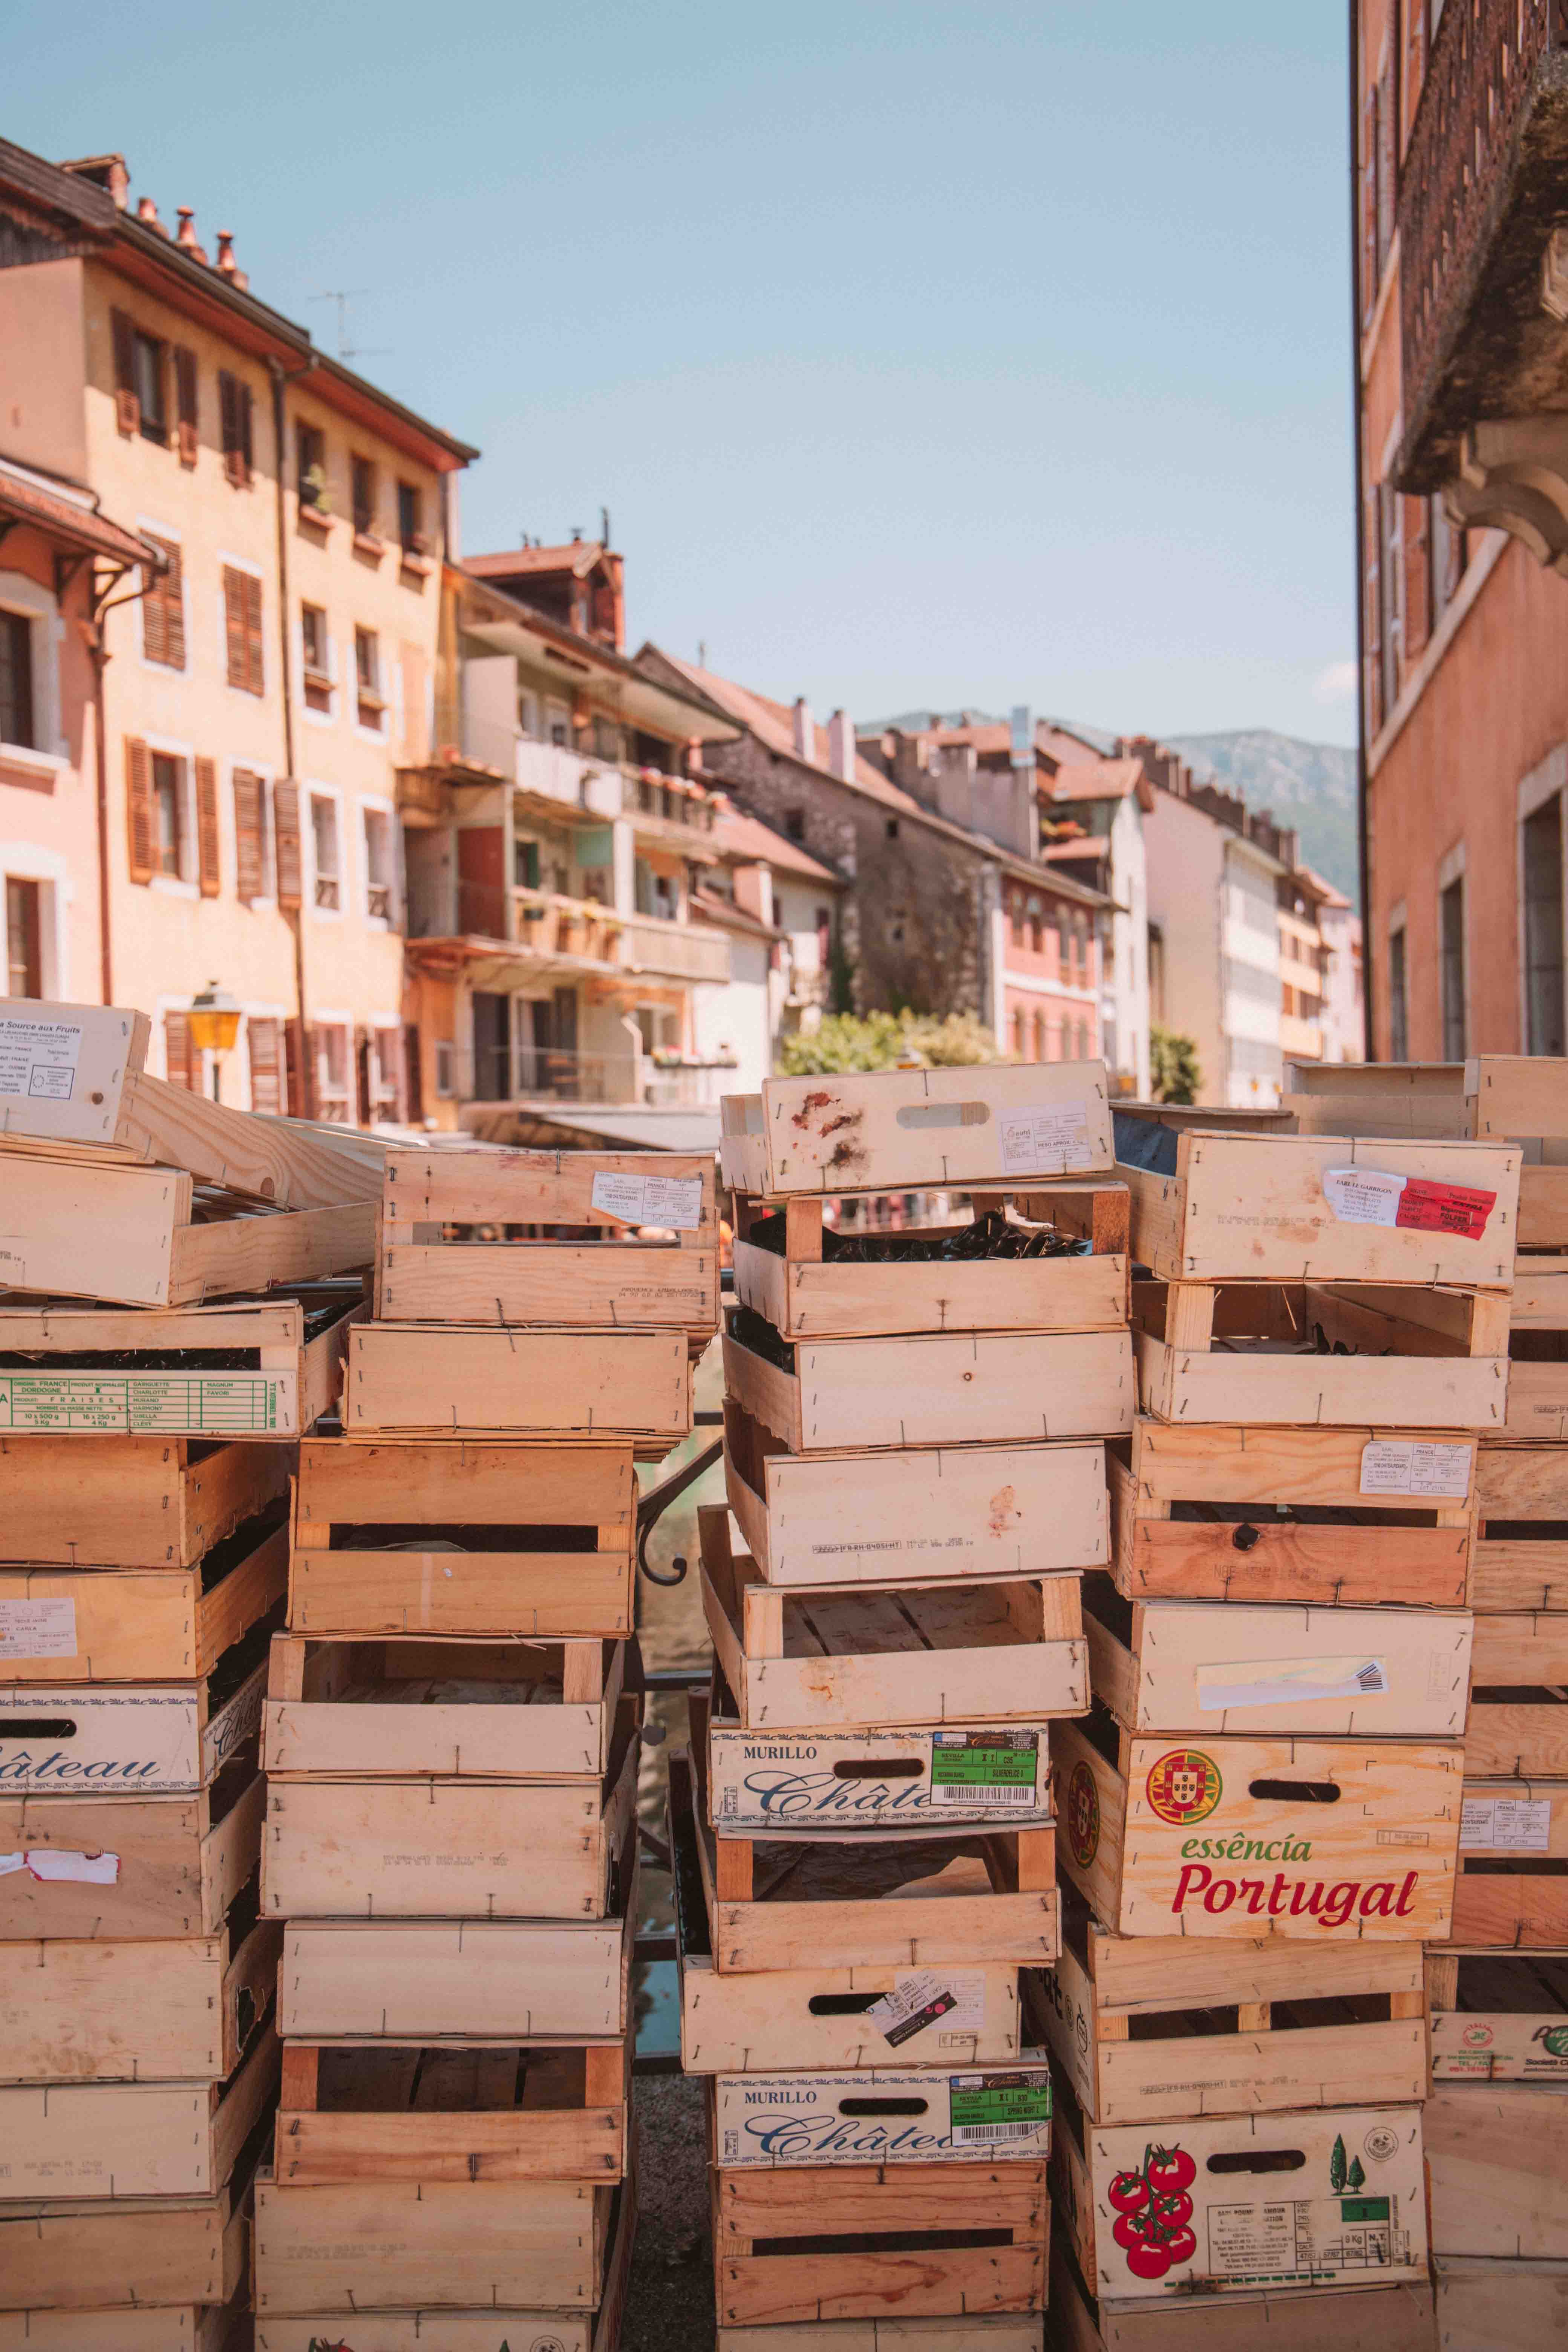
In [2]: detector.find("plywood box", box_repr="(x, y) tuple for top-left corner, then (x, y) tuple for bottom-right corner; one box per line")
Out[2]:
(0, 2179), (247, 2311)
(1428, 1947), (1568, 2081)
(1448, 1775), (1568, 1946)
(279, 1904), (634, 2044)
(261, 1700), (639, 1920)
(718, 2325), (1044, 2352)
(725, 1398), (1109, 1589)
(1033, 1891), (1427, 2125)
(1466, 1613), (1568, 1773)
(345, 1321), (691, 1439)
(289, 1437), (637, 1640)
(0, 1513), (287, 1682)
(0, 1650), (269, 1793)
(0, 1435), (289, 1568)
(730, 1180), (1128, 1341)
(1116, 1115), (1519, 1285)
(0, 1914), (279, 2083)
(714, 2158), (1046, 2326)
(1473, 1438), (1568, 1607)
(1082, 1572), (1473, 1739)
(0, 1284), (364, 1438)
(712, 2061), (1050, 2168)
(377, 1145), (718, 1338)
(1133, 1276), (1510, 1430)
(1051, 1715), (1461, 1941)
(720, 1064), (1114, 1195)
(1051, 2073), (1428, 2304)
(1433, 2254), (1568, 2351)
(1426, 2081), (1568, 2257)
(724, 1320), (1133, 1455)
(0, 1767), (263, 1938)
(1050, 2234), (1436, 2352)
(700, 1507), (1086, 1734)
(0, 2023), (277, 2199)
(1109, 1416), (1474, 1607)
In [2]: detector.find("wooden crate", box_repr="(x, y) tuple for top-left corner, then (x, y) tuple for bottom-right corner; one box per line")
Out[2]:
(0, 1435), (289, 1568)
(1050, 2067), (1429, 2304)
(1052, 1713), (1462, 1941)
(253, 2168), (612, 2313)
(1473, 1439), (1568, 1607)
(279, 1902), (634, 2044)
(1467, 1613), (1568, 1773)
(1033, 1887), (1427, 2125)
(718, 2324), (1044, 2352)
(1133, 1277), (1510, 1429)
(1081, 1571), (1473, 1739)
(0, 2022), (277, 2199)
(0, 1511), (287, 1681)
(377, 1145), (719, 1338)
(730, 1179), (1129, 1341)
(712, 2062), (1051, 2168)
(0, 1914), (279, 2083)
(1449, 1776), (1568, 1945)
(0, 1767), (263, 1938)
(675, 1748), (1056, 1977)
(699, 1507), (1087, 1733)
(1433, 2254), (1568, 2350)
(1109, 1416), (1474, 1606)
(0, 1283), (364, 1438)
(1427, 2081), (1568, 2258)
(706, 1664), (1056, 1833)
(1115, 1115), (1519, 1286)
(1428, 1946), (1568, 2080)
(275, 2037), (628, 2182)
(344, 1320), (691, 1439)
(720, 1064), (1114, 1196)
(724, 1397), (1109, 1588)
(264, 1632), (625, 1779)
(254, 2168), (636, 2350)
(714, 2158), (1047, 2326)
(724, 1319), (1133, 1456)
(0, 2308), (237, 2352)
(1050, 2234), (1436, 2352)
(1504, 1254), (1568, 1442)
(0, 1643), (270, 1794)
(0, 2179), (248, 2312)
(289, 1436), (636, 1640)
(261, 1698), (640, 1920)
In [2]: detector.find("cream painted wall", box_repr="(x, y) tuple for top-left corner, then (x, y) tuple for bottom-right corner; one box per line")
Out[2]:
(0, 259), (89, 482)
(1142, 787), (1226, 1106)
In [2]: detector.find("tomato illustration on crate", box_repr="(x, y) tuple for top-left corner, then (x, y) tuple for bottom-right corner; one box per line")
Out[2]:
(1106, 2143), (1198, 2280)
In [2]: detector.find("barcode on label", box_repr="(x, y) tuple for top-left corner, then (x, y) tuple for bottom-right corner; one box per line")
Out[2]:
(952, 2120), (1040, 2142)
(935, 1781), (1036, 1803)
(1356, 1663), (1386, 1689)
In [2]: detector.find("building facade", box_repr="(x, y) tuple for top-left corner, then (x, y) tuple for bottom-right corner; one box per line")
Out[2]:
(690, 800), (844, 1096)
(1142, 766), (1288, 1108)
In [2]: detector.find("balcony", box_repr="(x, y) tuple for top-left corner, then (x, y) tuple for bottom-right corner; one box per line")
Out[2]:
(406, 878), (730, 986)
(617, 911), (730, 984)
(457, 1041), (738, 1110)
(1280, 1011), (1324, 1061)
(1396, 0), (1568, 557)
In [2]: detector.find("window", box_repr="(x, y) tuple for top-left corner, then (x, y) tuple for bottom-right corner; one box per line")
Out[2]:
(1389, 924), (1409, 1061)
(434, 1038), (456, 1098)
(518, 688), (538, 738)
(1440, 877), (1467, 1059)
(1011, 1009), (1025, 1057)
(363, 805), (395, 922)
(0, 611), (34, 748)
(1525, 796), (1565, 1055)
(141, 536), (185, 670)
(1432, 498), (1467, 625)
(351, 457), (377, 539)
(5, 878), (41, 997)
(174, 348), (198, 466)
(816, 905), (830, 967)
(300, 603), (331, 713)
(314, 1022), (351, 1120)
(397, 480), (423, 554)
(133, 329), (167, 445)
(247, 1018), (284, 1115)
(311, 794), (340, 911)
(152, 752), (184, 877)
(1027, 896), (1043, 953)
(785, 808), (805, 842)
(233, 769), (268, 904)
(223, 566), (265, 695)
(297, 422), (327, 513)
(217, 371), (253, 487)
(354, 628), (384, 730)
(547, 702), (570, 748)
(1077, 1020), (1090, 1060)
(885, 818), (899, 840)
(514, 837), (541, 890)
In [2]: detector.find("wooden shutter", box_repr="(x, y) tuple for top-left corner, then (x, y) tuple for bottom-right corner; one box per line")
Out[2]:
(110, 308), (138, 435)
(273, 779), (303, 910)
(243, 572), (264, 695)
(239, 384), (254, 475)
(223, 567), (263, 694)
(1376, 54), (1396, 276)
(1404, 497), (1432, 662)
(175, 347), (198, 466)
(143, 535), (185, 671)
(125, 737), (153, 884)
(233, 769), (266, 904)
(164, 1011), (197, 1092)
(195, 756), (221, 896)
(247, 1018), (283, 1114)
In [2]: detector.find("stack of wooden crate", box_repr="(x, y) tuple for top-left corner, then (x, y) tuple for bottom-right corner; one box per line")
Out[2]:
(0, 1000), (380, 2347)
(253, 1142), (719, 2350)
(1288, 1057), (1568, 2349)
(674, 1065), (1135, 2351)
(1038, 1101), (1525, 2351)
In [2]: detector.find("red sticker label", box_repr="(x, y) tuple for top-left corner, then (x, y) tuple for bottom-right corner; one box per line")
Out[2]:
(1393, 1178), (1495, 1239)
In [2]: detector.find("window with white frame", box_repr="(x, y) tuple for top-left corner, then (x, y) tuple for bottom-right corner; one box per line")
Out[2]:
(518, 688), (539, 739)
(315, 1021), (352, 1120)
(1524, 794), (1566, 1056)
(362, 805), (395, 923)
(5, 876), (45, 997)
(354, 627), (384, 731)
(301, 603), (332, 714)
(371, 1024), (401, 1115)
(152, 751), (187, 878)
(0, 609), (35, 749)
(311, 794), (341, 911)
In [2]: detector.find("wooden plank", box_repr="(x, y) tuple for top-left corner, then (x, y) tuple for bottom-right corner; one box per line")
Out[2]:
(287, 1545), (634, 1640)
(796, 1328), (1133, 1449)
(0, 1772), (263, 1939)
(1051, 2235), (1436, 2352)
(1135, 1319), (1506, 1430)
(718, 2321), (1047, 2351)
(0, 1158), (187, 1305)
(1429, 1952), (1568, 2081)
(117, 1069), (386, 1207)
(723, 1064), (1113, 1193)
(384, 1144), (717, 1232)
(381, 1238), (719, 1330)
(0, 2183), (243, 2312)
(0, 1918), (279, 2082)
(278, 2064), (626, 2183)
(0, 1435), (289, 1567)
(1433, 2256), (1568, 2352)
(1465, 1694), (1568, 1777)
(1128, 1416), (1478, 1509)
(253, 2172), (606, 2312)
(0, 1518), (287, 1680)
(731, 1230), (1129, 1341)
(1499, 1358), (1568, 1442)
(280, 1911), (631, 2042)
(0, 2312), (231, 2352)
(1521, 1164), (1568, 1248)
(297, 1436), (635, 1529)
(1427, 2083), (1568, 2257)
(1468, 1055), (1568, 1142)
(345, 1324), (690, 1438)
(168, 1200), (375, 1303)
(0, 2023), (278, 2198)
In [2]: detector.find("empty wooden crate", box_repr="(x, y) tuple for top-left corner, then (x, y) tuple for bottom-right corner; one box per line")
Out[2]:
(0, 1511), (287, 1681)
(0, 1435), (289, 1568)
(0, 1769), (263, 1939)
(279, 1906), (634, 2044)
(1428, 1946), (1568, 2080)
(0, 2024), (278, 2198)
(0, 1914), (280, 2082)
(1448, 1774), (1568, 1945)
(345, 1322), (691, 1440)
(1472, 1438), (1568, 1607)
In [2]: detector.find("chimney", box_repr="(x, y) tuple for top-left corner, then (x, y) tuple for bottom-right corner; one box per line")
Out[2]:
(827, 709), (855, 782)
(174, 207), (208, 263)
(216, 230), (239, 279)
(135, 195), (166, 234)
(792, 697), (813, 762)
(59, 155), (129, 208)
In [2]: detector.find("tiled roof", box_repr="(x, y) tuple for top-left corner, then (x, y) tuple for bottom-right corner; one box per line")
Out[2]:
(0, 456), (157, 566)
(1046, 756), (1151, 805)
(466, 542), (606, 579)
(710, 801), (842, 885)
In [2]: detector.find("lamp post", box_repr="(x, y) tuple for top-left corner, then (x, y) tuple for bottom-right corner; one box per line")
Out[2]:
(187, 980), (242, 1103)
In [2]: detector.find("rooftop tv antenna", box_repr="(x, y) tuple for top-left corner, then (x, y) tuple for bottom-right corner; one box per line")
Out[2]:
(309, 290), (389, 364)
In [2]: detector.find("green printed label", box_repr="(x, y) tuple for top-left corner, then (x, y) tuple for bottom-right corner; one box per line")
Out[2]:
(948, 2071), (1052, 2138)
(1340, 2197), (1391, 2223)
(931, 1730), (1039, 1801)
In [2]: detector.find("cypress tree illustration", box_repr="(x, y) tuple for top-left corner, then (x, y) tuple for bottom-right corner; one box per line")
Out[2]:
(1329, 2133), (1348, 2193)
(1346, 2154), (1366, 2191)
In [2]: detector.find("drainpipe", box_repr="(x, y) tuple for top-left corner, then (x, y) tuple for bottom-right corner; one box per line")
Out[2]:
(1350, 0), (1375, 1061)
(270, 354), (317, 1112)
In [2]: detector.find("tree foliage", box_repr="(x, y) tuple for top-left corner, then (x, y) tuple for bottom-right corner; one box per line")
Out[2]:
(1150, 1025), (1202, 1105)
(778, 1010), (1001, 1075)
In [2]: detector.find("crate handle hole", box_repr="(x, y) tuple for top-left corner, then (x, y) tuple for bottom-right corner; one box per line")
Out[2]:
(1207, 2149), (1305, 2174)
(895, 1102), (990, 1130)
(833, 1759), (923, 1780)
(1247, 1778), (1341, 1803)
(0, 1718), (75, 1739)
(839, 2097), (930, 2116)
(808, 1994), (879, 2015)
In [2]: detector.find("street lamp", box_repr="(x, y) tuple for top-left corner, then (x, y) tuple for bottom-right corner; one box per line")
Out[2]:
(187, 980), (242, 1103)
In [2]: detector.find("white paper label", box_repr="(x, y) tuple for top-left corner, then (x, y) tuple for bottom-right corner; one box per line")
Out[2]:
(1461, 1796), (1552, 1853)
(590, 1170), (704, 1231)
(0, 1848), (119, 1883)
(1359, 1438), (1473, 1499)
(0, 1599), (77, 1660)
(1197, 1654), (1388, 1712)
(869, 1969), (986, 2047)
(998, 1102), (1092, 1176)
(0, 1016), (83, 1103)
(1323, 1166), (1406, 1226)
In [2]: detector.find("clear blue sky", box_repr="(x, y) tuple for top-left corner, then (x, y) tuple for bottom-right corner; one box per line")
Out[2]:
(10, 2), (1355, 745)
